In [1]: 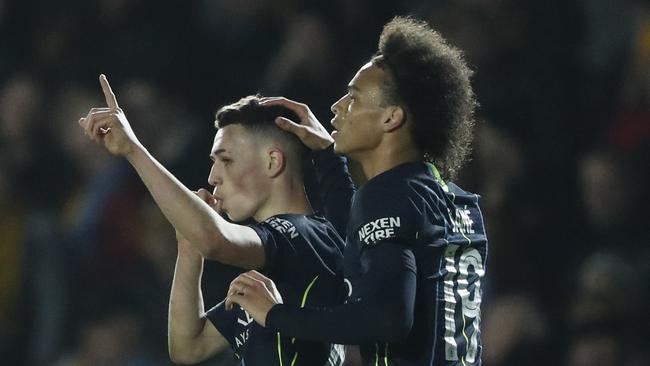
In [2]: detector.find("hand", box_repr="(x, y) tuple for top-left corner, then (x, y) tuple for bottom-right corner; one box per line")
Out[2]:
(78, 74), (143, 157)
(260, 97), (334, 151)
(195, 188), (223, 214)
(176, 188), (223, 243)
(225, 270), (283, 327)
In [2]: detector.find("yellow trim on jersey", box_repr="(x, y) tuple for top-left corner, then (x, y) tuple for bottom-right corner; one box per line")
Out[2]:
(384, 342), (389, 366)
(286, 275), (320, 366)
(461, 315), (470, 366)
(301, 276), (319, 307)
(428, 163), (449, 192)
(375, 343), (380, 366)
(277, 332), (283, 366)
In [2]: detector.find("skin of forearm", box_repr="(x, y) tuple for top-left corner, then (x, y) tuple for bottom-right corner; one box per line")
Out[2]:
(168, 244), (207, 359)
(126, 145), (225, 257)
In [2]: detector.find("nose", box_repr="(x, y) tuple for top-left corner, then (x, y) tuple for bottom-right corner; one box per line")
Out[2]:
(331, 95), (345, 116)
(208, 164), (222, 187)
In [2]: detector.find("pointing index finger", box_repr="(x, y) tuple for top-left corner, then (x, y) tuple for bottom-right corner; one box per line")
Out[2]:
(99, 74), (120, 109)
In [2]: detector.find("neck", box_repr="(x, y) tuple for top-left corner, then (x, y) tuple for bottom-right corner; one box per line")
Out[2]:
(252, 175), (312, 222)
(354, 142), (421, 180)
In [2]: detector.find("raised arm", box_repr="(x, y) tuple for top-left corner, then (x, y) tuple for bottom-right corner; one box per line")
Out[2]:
(226, 242), (416, 344)
(168, 235), (228, 364)
(78, 75), (264, 268)
(261, 97), (355, 236)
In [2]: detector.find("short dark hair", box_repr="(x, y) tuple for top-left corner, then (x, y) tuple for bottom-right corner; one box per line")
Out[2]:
(215, 95), (308, 172)
(373, 16), (477, 180)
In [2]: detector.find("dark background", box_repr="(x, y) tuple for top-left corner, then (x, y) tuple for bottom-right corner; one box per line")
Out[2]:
(1, 0), (648, 365)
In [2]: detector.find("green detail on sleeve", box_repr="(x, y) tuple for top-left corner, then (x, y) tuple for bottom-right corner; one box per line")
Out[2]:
(428, 164), (449, 192)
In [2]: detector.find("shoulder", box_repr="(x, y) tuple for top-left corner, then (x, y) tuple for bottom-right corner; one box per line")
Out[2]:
(447, 182), (482, 204)
(354, 163), (446, 219)
(254, 214), (344, 255)
(350, 163), (456, 248)
(257, 214), (338, 240)
(257, 215), (302, 240)
(445, 182), (488, 238)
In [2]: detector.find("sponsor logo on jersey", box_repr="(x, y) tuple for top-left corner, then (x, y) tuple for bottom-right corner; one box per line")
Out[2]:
(357, 216), (400, 245)
(266, 217), (299, 238)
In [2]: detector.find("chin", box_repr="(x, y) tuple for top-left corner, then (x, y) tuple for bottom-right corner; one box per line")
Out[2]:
(225, 209), (255, 224)
(334, 143), (358, 160)
(333, 142), (346, 155)
(226, 212), (244, 223)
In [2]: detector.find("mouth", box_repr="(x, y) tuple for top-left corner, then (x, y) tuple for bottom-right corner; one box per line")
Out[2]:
(210, 193), (224, 207)
(330, 118), (340, 138)
(213, 198), (225, 214)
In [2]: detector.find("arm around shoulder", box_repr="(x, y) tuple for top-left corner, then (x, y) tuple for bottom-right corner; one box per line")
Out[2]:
(253, 241), (417, 344)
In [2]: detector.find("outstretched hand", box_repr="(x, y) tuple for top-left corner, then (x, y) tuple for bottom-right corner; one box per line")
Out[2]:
(78, 74), (142, 157)
(260, 97), (334, 151)
(225, 270), (283, 327)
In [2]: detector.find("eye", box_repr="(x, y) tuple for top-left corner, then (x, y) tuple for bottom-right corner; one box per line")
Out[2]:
(220, 158), (232, 166)
(347, 95), (355, 112)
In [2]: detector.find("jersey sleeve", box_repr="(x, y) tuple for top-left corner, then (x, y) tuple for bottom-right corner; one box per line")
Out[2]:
(311, 145), (356, 238)
(248, 220), (291, 278)
(265, 240), (416, 344)
(204, 300), (237, 348)
(352, 185), (424, 250)
(249, 216), (341, 279)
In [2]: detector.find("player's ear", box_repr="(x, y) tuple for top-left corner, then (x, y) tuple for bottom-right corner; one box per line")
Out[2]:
(381, 106), (406, 132)
(266, 148), (285, 177)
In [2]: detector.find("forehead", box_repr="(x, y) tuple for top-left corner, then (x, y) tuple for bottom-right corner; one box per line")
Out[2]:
(349, 62), (389, 93)
(211, 124), (254, 153)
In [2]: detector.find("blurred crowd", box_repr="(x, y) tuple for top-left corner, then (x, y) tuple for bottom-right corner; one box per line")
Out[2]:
(1, 0), (648, 365)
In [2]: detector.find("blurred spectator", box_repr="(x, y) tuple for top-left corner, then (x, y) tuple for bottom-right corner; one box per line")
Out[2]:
(1, 0), (649, 364)
(482, 293), (551, 366)
(609, 2), (650, 153)
(567, 331), (624, 366)
(55, 309), (160, 366)
(579, 151), (630, 231)
(566, 252), (648, 366)
(569, 252), (642, 328)
(0, 154), (25, 365)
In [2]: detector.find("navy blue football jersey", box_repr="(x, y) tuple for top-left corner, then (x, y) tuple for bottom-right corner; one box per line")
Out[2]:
(344, 162), (488, 366)
(266, 158), (488, 366)
(206, 214), (346, 366)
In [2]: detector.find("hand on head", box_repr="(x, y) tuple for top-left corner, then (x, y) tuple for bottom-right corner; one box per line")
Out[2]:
(259, 97), (334, 151)
(78, 74), (142, 157)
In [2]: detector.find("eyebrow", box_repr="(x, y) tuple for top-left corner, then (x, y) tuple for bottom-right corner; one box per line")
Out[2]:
(210, 148), (228, 159)
(348, 84), (361, 92)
